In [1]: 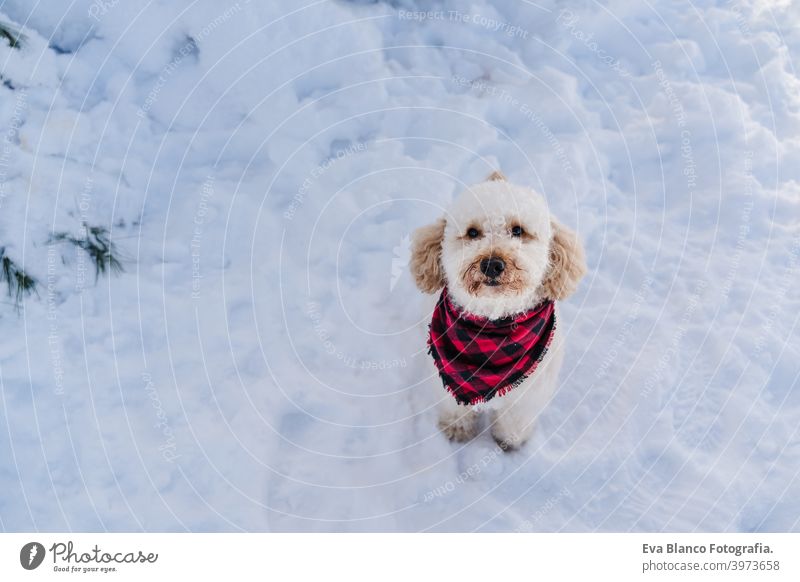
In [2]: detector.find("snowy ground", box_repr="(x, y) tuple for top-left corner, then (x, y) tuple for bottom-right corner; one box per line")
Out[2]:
(0, 0), (799, 532)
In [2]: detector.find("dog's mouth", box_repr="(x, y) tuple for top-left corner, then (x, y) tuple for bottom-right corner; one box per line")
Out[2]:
(462, 255), (526, 296)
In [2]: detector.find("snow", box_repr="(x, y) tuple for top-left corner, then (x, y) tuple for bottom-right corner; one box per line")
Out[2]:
(0, 0), (799, 532)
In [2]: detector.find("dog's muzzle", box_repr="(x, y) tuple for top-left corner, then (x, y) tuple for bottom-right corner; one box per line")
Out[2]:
(480, 256), (505, 282)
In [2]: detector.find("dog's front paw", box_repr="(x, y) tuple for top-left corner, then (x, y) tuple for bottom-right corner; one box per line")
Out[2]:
(490, 423), (530, 452)
(489, 406), (536, 451)
(438, 409), (478, 442)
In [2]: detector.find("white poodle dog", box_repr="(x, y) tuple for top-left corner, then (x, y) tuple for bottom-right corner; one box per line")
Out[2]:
(410, 172), (586, 450)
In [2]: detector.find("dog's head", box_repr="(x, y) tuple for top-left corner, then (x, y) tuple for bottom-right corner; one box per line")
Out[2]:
(411, 172), (586, 319)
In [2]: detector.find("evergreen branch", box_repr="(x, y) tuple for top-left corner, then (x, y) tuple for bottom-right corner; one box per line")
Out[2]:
(0, 22), (25, 49)
(0, 247), (38, 308)
(50, 224), (125, 281)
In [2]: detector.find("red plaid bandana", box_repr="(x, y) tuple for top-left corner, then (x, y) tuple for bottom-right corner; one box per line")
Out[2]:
(428, 289), (556, 405)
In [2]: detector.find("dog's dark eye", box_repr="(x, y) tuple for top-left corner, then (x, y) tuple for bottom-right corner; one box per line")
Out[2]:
(511, 225), (524, 237)
(467, 227), (480, 239)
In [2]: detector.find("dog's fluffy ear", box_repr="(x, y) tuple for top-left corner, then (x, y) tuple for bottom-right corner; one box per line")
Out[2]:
(410, 218), (446, 293)
(540, 219), (586, 300)
(487, 170), (506, 182)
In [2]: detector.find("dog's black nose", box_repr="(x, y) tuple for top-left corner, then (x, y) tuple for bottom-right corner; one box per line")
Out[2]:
(480, 256), (505, 278)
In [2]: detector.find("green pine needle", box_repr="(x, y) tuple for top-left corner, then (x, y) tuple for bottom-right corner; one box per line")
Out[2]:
(0, 22), (24, 49)
(50, 224), (125, 281)
(0, 248), (38, 307)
